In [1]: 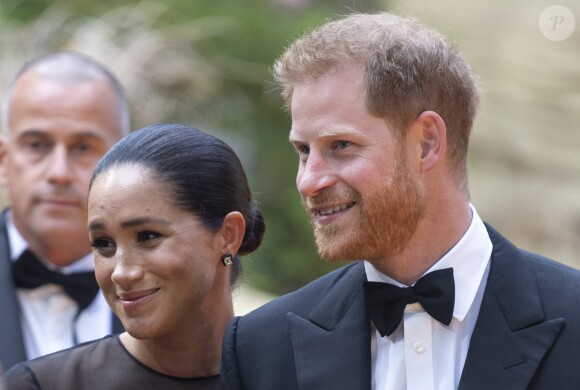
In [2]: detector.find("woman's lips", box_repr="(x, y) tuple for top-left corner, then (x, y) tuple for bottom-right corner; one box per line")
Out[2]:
(118, 289), (160, 312)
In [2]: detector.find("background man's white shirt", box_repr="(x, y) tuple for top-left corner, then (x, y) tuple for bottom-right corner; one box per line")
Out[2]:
(8, 214), (112, 359)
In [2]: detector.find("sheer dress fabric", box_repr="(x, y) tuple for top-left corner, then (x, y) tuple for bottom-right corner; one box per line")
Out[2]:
(2, 335), (220, 390)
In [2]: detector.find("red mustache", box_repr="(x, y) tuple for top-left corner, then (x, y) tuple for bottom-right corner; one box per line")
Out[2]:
(302, 188), (361, 211)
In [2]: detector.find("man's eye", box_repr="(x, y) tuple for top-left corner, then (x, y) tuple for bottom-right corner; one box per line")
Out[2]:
(72, 142), (93, 153)
(336, 140), (351, 149)
(296, 144), (310, 155)
(23, 140), (50, 152)
(293, 144), (310, 163)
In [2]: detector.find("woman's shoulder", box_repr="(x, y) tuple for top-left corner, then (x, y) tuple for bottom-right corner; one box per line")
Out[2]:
(3, 335), (222, 389)
(2, 335), (120, 389)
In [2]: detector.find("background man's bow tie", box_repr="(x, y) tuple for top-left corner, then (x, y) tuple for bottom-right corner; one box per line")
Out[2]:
(12, 249), (100, 311)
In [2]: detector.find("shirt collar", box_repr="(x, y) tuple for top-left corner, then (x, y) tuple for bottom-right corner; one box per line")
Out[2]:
(364, 204), (492, 322)
(7, 210), (95, 273)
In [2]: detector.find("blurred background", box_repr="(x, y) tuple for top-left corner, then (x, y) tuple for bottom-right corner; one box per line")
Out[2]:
(1, 0), (579, 313)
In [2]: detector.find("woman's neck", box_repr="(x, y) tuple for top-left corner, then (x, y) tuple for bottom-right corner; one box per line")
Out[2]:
(120, 296), (234, 378)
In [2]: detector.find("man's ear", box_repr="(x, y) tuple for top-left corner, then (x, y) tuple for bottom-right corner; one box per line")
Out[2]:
(0, 134), (10, 186)
(414, 110), (447, 173)
(219, 211), (246, 259)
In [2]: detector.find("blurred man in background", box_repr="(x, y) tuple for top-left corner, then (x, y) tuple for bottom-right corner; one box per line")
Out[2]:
(0, 51), (129, 371)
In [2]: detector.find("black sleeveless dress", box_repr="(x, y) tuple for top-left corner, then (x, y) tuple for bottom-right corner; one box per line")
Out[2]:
(2, 335), (220, 390)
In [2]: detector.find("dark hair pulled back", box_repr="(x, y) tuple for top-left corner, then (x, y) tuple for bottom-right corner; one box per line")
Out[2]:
(90, 123), (265, 285)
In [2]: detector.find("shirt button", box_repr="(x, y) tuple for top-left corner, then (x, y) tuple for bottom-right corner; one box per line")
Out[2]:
(413, 341), (425, 354)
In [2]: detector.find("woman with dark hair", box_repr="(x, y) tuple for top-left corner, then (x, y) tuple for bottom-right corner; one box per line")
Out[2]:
(3, 123), (265, 389)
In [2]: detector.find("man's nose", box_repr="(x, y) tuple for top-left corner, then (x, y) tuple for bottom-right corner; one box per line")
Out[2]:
(296, 152), (337, 198)
(46, 145), (73, 186)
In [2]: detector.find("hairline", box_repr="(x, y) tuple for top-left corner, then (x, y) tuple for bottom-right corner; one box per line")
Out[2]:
(1, 52), (131, 136)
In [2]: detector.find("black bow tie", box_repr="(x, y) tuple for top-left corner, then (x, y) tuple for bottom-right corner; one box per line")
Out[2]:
(364, 268), (455, 337)
(12, 249), (100, 311)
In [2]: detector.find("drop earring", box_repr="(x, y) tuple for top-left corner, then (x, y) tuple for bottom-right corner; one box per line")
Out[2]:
(221, 253), (233, 266)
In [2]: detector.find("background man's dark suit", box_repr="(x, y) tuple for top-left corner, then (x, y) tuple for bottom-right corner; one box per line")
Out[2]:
(0, 209), (123, 371)
(221, 225), (580, 389)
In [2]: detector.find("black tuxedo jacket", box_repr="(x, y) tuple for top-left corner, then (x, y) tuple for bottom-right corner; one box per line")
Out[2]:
(222, 225), (580, 389)
(0, 209), (123, 372)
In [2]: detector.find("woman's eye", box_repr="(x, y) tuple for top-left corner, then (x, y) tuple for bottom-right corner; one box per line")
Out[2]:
(90, 238), (116, 256)
(137, 231), (161, 244)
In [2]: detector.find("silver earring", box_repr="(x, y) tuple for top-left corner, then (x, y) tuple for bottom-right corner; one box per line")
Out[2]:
(221, 253), (233, 266)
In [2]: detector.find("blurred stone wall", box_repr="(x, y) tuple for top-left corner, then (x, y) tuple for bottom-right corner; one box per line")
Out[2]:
(389, 1), (580, 267)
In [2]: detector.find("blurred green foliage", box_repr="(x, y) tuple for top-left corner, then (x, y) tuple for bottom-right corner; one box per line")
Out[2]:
(0, 0), (384, 295)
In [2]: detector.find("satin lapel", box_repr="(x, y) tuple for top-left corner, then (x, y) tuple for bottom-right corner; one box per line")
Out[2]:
(0, 209), (27, 370)
(288, 262), (371, 390)
(458, 225), (564, 390)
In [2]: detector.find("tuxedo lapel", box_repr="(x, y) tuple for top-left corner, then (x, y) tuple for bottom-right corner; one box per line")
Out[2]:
(288, 262), (371, 390)
(458, 225), (564, 390)
(0, 209), (27, 370)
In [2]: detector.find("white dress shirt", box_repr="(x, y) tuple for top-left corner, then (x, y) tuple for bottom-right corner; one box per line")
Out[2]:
(7, 216), (112, 360)
(364, 205), (492, 390)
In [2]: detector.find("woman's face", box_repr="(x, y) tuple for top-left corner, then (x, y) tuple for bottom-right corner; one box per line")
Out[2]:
(88, 164), (223, 340)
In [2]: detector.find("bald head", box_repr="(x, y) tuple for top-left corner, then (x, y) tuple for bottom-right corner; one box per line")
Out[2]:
(0, 52), (131, 266)
(2, 51), (130, 135)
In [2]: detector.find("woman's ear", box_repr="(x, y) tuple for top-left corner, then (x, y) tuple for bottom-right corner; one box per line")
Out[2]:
(414, 110), (447, 172)
(219, 211), (246, 257)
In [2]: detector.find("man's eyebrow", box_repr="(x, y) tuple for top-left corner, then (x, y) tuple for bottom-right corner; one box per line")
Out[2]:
(16, 129), (49, 138)
(17, 130), (107, 141)
(289, 127), (357, 142)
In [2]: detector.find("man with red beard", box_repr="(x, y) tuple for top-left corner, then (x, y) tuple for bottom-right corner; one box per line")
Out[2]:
(0, 52), (128, 372)
(221, 12), (580, 390)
